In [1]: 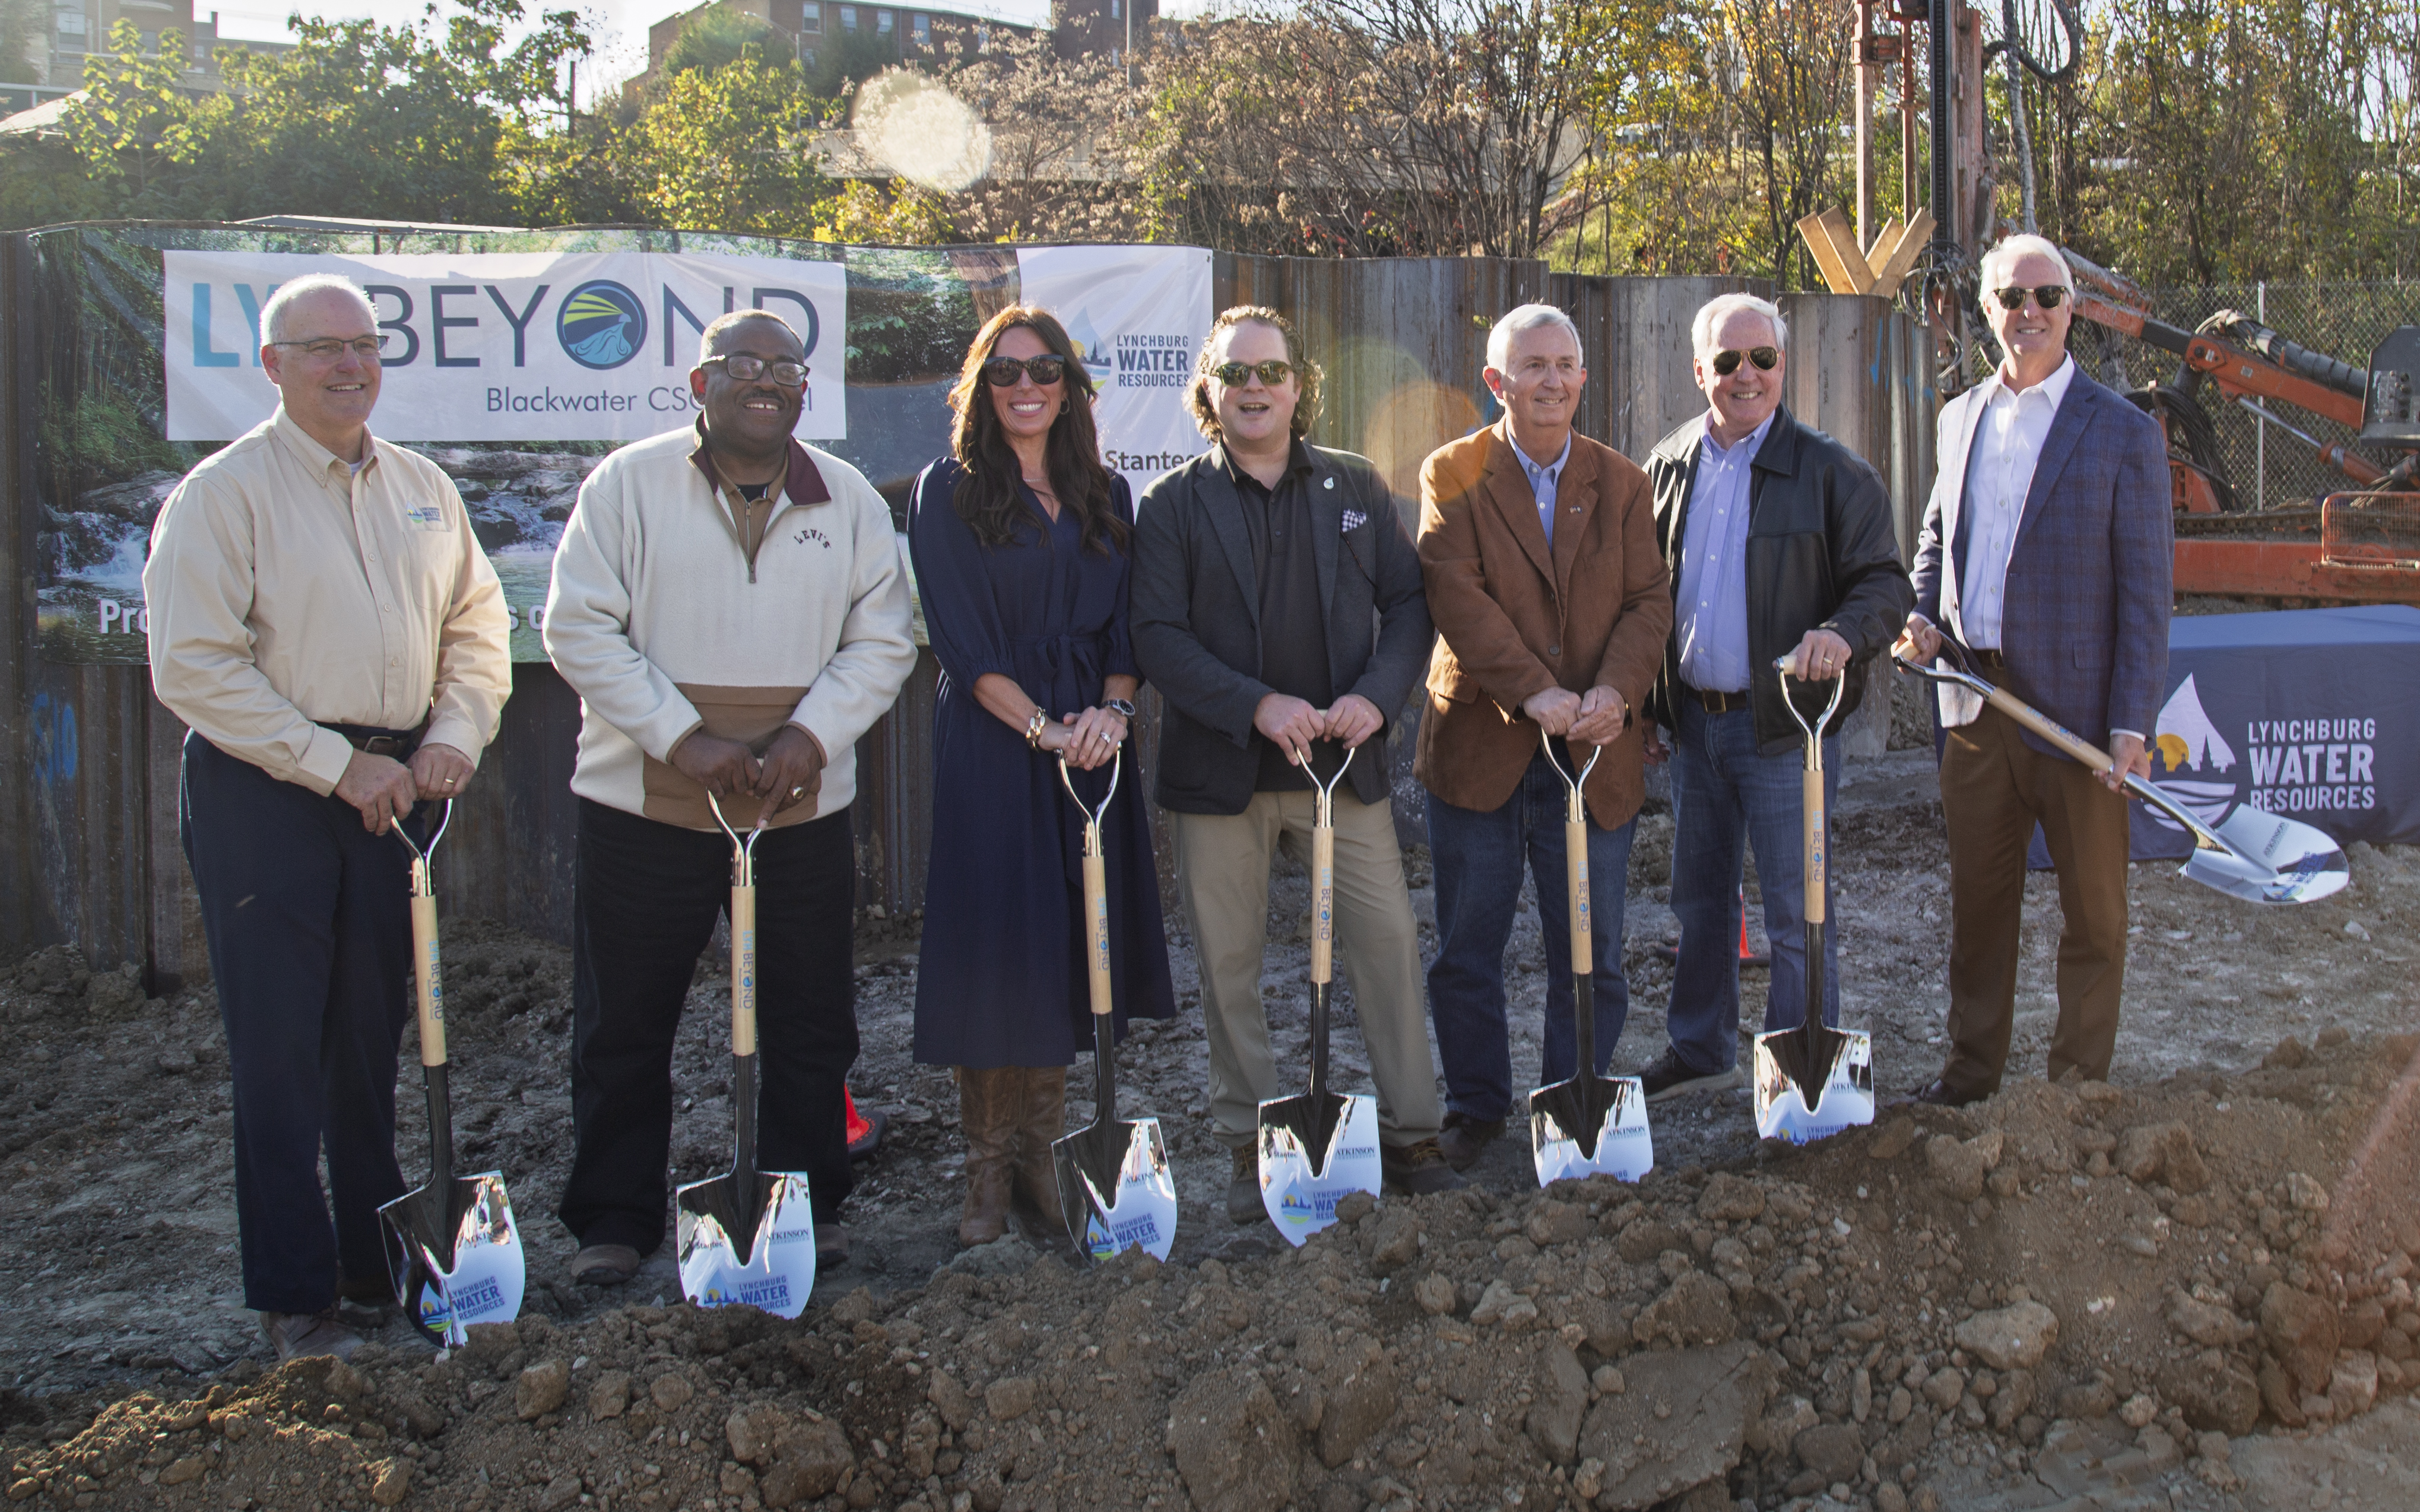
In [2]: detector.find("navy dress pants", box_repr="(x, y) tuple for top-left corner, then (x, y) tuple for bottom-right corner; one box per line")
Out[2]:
(180, 731), (417, 1316)
(559, 799), (858, 1251)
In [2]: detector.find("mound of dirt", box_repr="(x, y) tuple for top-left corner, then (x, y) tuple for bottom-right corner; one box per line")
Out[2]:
(9, 1028), (2418, 1512)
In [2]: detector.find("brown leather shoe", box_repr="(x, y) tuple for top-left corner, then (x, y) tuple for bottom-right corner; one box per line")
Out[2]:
(1436, 1111), (1505, 1171)
(1382, 1137), (1469, 1196)
(571, 1243), (642, 1286)
(259, 1309), (362, 1363)
(1010, 1066), (1067, 1240)
(1225, 1145), (1263, 1225)
(957, 1066), (1019, 1247)
(1910, 1078), (1986, 1108)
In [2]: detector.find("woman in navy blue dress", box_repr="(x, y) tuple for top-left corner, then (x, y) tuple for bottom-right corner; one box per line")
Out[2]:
(909, 305), (1176, 1247)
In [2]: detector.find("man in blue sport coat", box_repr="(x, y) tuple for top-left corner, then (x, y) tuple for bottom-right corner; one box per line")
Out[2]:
(1898, 233), (2174, 1105)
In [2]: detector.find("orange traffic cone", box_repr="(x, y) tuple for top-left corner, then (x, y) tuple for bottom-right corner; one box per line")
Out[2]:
(845, 1088), (886, 1160)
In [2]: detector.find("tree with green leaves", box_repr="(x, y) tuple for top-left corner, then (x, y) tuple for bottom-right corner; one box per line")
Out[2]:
(618, 49), (839, 237)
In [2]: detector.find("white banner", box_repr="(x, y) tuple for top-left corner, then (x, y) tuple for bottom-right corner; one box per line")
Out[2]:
(162, 250), (849, 442)
(1014, 245), (1214, 499)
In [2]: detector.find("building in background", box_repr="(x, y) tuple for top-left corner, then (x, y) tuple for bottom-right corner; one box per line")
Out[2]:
(1049, 0), (1154, 63)
(3, 1), (288, 115)
(625, 0), (1149, 98)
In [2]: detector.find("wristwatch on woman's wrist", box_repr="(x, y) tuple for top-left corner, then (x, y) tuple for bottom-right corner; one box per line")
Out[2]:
(1102, 697), (1137, 719)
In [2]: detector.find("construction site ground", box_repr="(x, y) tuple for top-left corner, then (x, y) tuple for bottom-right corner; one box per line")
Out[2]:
(3, 716), (2418, 1512)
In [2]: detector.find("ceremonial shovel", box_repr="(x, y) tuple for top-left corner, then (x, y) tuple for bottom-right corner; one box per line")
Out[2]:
(1257, 746), (1382, 1244)
(675, 794), (816, 1319)
(1051, 752), (1178, 1262)
(1894, 649), (2349, 906)
(1527, 731), (1653, 1186)
(1752, 663), (1876, 1145)
(380, 801), (526, 1346)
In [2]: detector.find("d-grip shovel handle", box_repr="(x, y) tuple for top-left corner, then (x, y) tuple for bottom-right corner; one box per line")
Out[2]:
(394, 802), (454, 1071)
(709, 794), (769, 1177)
(1059, 752), (1123, 1020)
(1538, 733), (1603, 977)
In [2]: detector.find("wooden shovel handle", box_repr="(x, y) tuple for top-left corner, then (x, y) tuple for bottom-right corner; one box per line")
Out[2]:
(411, 892), (446, 1069)
(1566, 815), (1592, 976)
(1081, 850), (1114, 1018)
(1310, 824), (1336, 987)
(1981, 687), (2117, 773)
(1803, 770), (1827, 926)
(731, 881), (757, 1057)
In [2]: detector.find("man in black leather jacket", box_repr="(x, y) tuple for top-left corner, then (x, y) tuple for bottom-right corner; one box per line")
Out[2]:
(1635, 293), (1914, 1103)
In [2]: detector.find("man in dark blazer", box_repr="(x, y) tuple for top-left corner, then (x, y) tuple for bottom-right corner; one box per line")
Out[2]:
(1133, 306), (1460, 1223)
(1639, 292), (1914, 1104)
(1900, 233), (2174, 1104)
(1415, 304), (1673, 1171)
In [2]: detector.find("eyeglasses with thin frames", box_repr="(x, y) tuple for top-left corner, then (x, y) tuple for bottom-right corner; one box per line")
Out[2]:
(1709, 347), (1780, 376)
(270, 336), (386, 362)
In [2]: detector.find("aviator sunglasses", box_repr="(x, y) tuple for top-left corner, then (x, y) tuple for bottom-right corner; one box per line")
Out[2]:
(1211, 359), (1295, 386)
(1709, 346), (1780, 376)
(981, 354), (1068, 386)
(1990, 284), (2069, 310)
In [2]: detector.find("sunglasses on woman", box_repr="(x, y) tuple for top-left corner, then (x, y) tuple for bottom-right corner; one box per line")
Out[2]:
(1709, 347), (1780, 376)
(1211, 359), (1295, 386)
(1990, 285), (2069, 310)
(981, 355), (1067, 387)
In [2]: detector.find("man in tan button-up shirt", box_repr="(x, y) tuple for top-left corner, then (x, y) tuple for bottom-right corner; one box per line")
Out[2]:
(144, 274), (510, 1362)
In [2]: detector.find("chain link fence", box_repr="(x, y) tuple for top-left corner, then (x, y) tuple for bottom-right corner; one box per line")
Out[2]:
(2074, 281), (2420, 510)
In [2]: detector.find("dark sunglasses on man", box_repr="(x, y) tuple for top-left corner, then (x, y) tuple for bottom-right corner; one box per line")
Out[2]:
(1210, 359), (1295, 386)
(1990, 284), (2069, 310)
(981, 355), (1067, 387)
(702, 354), (810, 386)
(1709, 346), (1780, 376)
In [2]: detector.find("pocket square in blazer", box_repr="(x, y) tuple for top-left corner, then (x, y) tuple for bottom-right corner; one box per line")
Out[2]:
(1341, 509), (1368, 532)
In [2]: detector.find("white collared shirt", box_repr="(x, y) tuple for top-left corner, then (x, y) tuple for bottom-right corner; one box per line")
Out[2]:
(1957, 354), (2076, 649)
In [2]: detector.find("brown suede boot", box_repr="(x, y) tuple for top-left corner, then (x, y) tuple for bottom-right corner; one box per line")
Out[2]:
(1010, 1065), (1067, 1240)
(956, 1067), (1019, 1248)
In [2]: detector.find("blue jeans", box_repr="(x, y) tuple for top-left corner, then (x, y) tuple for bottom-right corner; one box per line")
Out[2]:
(1664, 698), (1840, 1075)
(1426, 754), (1635, 1123)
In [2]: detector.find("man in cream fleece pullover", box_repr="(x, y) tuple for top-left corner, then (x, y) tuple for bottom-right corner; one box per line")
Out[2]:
(544, 310), (916, 1284)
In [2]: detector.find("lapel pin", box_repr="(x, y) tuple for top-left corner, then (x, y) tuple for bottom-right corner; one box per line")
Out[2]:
(1324, 477), (1336, 489)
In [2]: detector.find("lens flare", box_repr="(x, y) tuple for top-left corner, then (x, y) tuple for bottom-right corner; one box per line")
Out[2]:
(853, 68), (992, 193)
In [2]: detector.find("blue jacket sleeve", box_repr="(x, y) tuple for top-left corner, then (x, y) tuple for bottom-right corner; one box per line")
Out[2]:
(908, 459), (1018, 690)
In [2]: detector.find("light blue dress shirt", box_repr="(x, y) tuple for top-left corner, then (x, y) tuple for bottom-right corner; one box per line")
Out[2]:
(1512, 433), (1572, 547)
(1674, 413), (1775, 694)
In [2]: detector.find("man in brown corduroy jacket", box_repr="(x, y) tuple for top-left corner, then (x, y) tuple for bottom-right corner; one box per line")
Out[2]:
(1414, 303), (1673, 1171)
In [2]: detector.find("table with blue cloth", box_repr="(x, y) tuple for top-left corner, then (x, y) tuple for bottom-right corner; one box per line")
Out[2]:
(905, 458), (1176, 1068)
(2025, 605), (2420, 868)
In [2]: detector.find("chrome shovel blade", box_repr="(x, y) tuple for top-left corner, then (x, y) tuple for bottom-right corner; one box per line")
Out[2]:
(674, 1171), (815, 1319)
(1753, 1028), (1875, 1145)
(380, 1172), (525, 1347)
(2180, 804), (2350, 905)
(1257, 1092), (1382, 1246)
(1055, 1117), (1178, 1263)
(1530, 1075), (1655, 1185)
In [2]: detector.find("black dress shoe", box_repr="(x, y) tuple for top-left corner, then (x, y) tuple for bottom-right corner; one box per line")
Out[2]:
(1910, 1078), (1984, 1108)
(1436, 1112), (1504, 1171)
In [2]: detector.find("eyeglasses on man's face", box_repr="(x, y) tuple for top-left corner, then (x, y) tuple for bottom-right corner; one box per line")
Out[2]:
(1211, 359), (1295, 386)
(1990, 285), (2069, 311)
(703, 354), (810, 386)
(271, 335), (386, 362)
(1709, 346), (1780, 376)
(981, 355), (1067, 387)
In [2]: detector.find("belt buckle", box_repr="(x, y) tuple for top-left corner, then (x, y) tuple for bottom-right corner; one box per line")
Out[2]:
(361, 735), (403, 757)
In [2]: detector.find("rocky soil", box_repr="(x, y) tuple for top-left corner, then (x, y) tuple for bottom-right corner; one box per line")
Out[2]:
(1, 752), (2416, 1511)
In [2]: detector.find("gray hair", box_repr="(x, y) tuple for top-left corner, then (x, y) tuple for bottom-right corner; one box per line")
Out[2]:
(1692, 293), (1788, 357)
(1977, 233), (2075, 295)
(259, 274), (378, 344)
(1485, 303), (1583, 374)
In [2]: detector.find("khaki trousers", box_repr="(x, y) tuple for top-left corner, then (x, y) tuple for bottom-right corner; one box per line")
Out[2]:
(1171, 790), (1443, 1149)
(1938, 703), (2132, 1097)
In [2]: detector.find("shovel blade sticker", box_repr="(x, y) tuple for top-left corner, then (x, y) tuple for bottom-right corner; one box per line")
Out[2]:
(2187, 805), (2349, 904)
(1070, 1119), (1178, 1263)
(675, 1172), (815, 1319)
(1753, 1030), (1875, 1145)
(1530, 1077), (1655, 1186)
(391, 1173), (525, 1347)
(1258, 1093), (1382, 1246)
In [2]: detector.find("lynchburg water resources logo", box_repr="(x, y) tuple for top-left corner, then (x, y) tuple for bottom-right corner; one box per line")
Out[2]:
(557, 281), (648, 370)
(2149, 673), (2380, 825)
